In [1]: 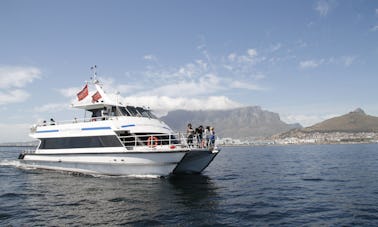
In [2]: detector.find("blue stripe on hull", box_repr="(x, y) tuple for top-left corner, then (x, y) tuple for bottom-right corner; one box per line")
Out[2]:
(81, 127), (112, 131)
(121, 124), (135, 128)
(36, 129), (59, 133)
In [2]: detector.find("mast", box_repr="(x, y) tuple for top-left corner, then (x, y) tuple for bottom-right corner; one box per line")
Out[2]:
(90, 65), (99, 84)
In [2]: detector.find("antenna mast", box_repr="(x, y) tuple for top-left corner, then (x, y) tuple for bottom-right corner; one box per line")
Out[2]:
(90, 65), (99, 84)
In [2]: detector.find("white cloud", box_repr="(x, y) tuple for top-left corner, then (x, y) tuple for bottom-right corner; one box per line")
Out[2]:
(341, 56), (355, 67)
(0, 66), (41, 89)
(0, 89), (30, 105)
(375, 9), (378, 16)
(315, 0), (330, 17)
(123, 95), (243, 117)
(143, 54), (157, 61)
(281, 113), (337, 127)
(139, 73), (222, 97)
(227, 48), (259, 64)
(0, 66), (41, 106)
(230, 81), (264, 91)
(52, 47), (266, 117)
(269, 43), (282, 52)
(58, 87), (81, 98)
(247, 49), (258, 57)
(34, 102), (70, 113)
(299, 60), (321, 69)
(228, 53), (237, 62)
(371, 25), (378, 32)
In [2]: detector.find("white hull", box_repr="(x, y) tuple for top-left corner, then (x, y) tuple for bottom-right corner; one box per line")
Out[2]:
(173, 148), (220, 174)
(20, 151), (186, 176)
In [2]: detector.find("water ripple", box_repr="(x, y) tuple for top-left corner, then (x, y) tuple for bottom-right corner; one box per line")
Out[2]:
(1, 144), (378, 226)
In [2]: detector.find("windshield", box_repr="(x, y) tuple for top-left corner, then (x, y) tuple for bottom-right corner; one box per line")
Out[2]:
(126, 106), (139, 116)
(136, 107), (151, 118)
(114, 105), (157, 118)
(118, 107), (131, 116)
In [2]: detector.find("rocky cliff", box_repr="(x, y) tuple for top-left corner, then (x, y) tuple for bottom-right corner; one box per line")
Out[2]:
(160, 106), (301, 139)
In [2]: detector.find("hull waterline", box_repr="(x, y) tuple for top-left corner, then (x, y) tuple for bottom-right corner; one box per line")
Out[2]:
(19, 151), (187, 177)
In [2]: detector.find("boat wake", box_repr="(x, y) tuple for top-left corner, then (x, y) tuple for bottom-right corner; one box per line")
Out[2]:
(0, 159), (22, 167)
(0, 159), (37, 170)
(87, 173), (161, 179)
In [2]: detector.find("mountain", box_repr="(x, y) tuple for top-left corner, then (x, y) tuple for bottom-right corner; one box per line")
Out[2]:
(160, 106), (302, 139)
(303, 108), (378, 133)
(276, 108), (378, 140)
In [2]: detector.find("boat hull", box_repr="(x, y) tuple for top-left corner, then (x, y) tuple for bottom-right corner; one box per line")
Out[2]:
(173, 148), (220, 174)
(19, 151), (186, 177)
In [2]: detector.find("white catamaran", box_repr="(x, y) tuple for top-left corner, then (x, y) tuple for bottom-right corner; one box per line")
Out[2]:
(18, 71), (220, 177)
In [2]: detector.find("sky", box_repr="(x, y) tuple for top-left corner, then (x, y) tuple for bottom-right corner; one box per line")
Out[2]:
(0, 0), (378, 142)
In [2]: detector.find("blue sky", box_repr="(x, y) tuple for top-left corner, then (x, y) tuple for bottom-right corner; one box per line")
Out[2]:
(0, 0), (378, 142)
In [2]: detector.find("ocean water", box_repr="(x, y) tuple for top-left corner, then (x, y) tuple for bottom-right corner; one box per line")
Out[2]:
(1, 144), (378, 226)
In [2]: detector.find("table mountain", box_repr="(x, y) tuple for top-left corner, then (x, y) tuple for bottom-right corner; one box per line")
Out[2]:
(160, 106), (301, 139)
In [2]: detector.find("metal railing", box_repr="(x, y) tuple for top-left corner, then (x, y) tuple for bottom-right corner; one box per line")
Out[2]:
(117, 132), (218, 149)
(35, 116), (117, 127)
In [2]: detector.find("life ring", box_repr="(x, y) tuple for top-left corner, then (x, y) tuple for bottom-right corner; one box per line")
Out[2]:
(147, 136), (158, 148)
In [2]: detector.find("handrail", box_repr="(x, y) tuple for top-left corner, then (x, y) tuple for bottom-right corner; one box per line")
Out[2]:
(118, 132), (218, 149)
(34, 113), (159, 127)
(35, 116), (118, 127)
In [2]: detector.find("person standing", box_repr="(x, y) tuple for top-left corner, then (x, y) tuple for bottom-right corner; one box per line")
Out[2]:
(186, 123), (194, 147)
(196, 125), (204, 147)
(204, 126), (210, 148)
(210, 127), (216, 147)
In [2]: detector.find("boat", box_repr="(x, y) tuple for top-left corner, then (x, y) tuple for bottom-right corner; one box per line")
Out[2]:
(18, 70), (220, 177)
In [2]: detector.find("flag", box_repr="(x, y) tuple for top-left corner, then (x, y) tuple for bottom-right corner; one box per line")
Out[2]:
(77, 85), (88, 101)
(92, 91), (102, 103)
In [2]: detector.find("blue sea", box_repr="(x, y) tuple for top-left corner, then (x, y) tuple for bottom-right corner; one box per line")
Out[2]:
(1, 144), (378, 226)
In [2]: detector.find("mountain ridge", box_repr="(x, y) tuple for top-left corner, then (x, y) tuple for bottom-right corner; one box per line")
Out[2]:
(304, 108), (378, 133)
(275, 108), (378, 141)
(160, 106), (301, 139)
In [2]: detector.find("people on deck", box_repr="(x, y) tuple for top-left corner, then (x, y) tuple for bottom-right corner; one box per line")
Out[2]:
(186, 123), (195, 147)
(196, 125), (204, 147)
(101, 107), (108, 120)
(210, 127), (216, 147)
(204, 126), (210, 147)
(50, 118), (55, 125)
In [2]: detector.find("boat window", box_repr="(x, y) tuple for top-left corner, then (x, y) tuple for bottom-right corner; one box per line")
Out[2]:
(90, 109), (102, 118)
(118, 107), (131, 116)
(39, 136), (123, 149)
(136, 107), (151, 118)
(147, 110), (158, 119)
(110, 106), (118, 116)
(126, 106), (140, 117)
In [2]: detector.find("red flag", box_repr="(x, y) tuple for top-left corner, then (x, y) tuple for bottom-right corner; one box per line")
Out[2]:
(92, 91), (102, 103)
(77, 85), (88, 101)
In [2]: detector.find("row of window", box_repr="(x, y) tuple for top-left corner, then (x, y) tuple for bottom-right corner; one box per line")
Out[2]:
(39, 136), (123, 149)
(90, 106), (157, 119)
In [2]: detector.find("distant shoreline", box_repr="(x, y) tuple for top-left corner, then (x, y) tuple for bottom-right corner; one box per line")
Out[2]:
(219, 141), (378, 147)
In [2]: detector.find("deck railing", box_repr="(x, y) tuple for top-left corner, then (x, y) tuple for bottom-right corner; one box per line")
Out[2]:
(35, 116), (120, 127)
(117, 132), (218, 149)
